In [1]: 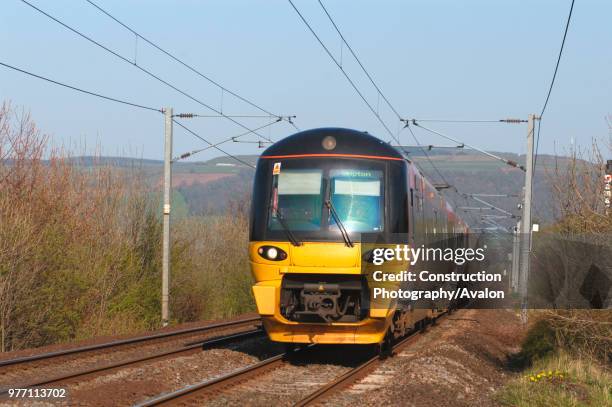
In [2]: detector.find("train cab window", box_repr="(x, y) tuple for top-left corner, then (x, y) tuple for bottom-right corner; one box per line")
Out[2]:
(269, 169), (323, 231)
(329, 169), (383, 232)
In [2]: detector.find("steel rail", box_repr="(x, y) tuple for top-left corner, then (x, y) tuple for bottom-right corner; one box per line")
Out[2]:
(135, 345), (316, 406)
(0, 316), (261, 368)
(0, 329), (264, 397)
(135, 354), (285, 406)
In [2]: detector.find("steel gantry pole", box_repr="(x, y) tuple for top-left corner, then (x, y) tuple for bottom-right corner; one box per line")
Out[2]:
(519, 114), (538, 323)
(162, 107), (173, 326)
(511, 220), (521, 293)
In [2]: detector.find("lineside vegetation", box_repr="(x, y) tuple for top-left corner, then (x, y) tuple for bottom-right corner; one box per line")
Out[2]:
(498, 131), (612, 405)
(0, 102), (253, 352)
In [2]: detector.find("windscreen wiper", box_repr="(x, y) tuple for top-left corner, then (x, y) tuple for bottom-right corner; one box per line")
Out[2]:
(325, 200), (354, 247)
(271, 208), (302, 246)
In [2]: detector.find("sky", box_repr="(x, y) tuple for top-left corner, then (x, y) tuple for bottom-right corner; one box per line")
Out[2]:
(1, 0), (610, 162)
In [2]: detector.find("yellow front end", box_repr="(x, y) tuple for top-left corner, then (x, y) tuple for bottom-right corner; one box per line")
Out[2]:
(249, 241), (397, 345)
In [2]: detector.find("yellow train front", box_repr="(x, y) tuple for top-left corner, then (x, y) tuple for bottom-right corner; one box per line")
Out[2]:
(248, 128), (467, 346)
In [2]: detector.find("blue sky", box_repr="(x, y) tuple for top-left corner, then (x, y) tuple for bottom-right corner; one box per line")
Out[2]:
(1, 0), (610, 161)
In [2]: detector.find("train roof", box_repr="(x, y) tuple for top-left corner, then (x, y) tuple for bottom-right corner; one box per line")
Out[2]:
(261, 127), (404, 160)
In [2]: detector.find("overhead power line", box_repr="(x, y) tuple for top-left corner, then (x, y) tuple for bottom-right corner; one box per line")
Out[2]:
(410, 120), (526, 171)
(173, 114), (293, 119)
(20, 0), (274, 143)
(0, 60), (161, 113)
(466, 193), (519, 198)
(289, 0), (445, 187)
(539, 0), (576, 119)
(173, 118), (282, 162)
(316, 0), (402, 121)
(405, 123), (451, 187)
(408, 118), (527, 124)
(172, 120), (256, 168)
(84, 0), (284, 120)
(287, 0), (395, 139)
(293, 0), (464, 204)
(468, 195), (515, 217)
(535, 0), (576, 166)
(289, 1), (473, 220)
(232, 139), (271, 145)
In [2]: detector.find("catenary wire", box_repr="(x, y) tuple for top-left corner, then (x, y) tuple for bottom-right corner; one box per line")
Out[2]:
(19, 0), (274, 143)
(299, 1), (466, 212)
(287, 0), (395, 139)
(297, 0), (461, 196)
(406, 123), (451, 186)
(534, 0), (576, 167)
(413, 121), (525, 171)
(289, 0), (434, 190)
(0, 60), (161, 113)
(0, 60), (259, 179)
(401, 123), (470, 221)
(312, 0), (475, 212)
(305, 0), (485, 223)
(317, 0), (401, 121)
(178, 114), (285, 119)
(318, 0), (474, 211)
(407, 119), (519, 124)
(173, 118), (282, 162)
(539, 0), (576, 119)
(316, 0), (466, 207)
(172, 120), (256, 168)
(84, 0), (283, 120)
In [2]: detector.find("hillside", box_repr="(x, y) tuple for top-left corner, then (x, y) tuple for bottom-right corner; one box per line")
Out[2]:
(72, 150), (574, 226)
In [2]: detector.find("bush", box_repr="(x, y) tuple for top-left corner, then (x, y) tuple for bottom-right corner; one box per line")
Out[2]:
(511, 319), (557, 368)
(0, 102), (165, 350)
(541, 310), (612, 364)
(0, 102), (255, 351)
(170, 210), (254, 322)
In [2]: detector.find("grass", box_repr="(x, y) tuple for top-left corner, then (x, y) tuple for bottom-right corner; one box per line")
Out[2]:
(497, 353), (612, 407)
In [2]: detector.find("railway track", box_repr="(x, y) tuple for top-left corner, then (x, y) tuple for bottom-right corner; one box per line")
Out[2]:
(0, 317), (263, 397)
(0, 316), (261, 369)
(134, 348), (308, 407)
(295, 314), (453, 406)
(294, 327), (424, 406)
(135, 314), (445, 406)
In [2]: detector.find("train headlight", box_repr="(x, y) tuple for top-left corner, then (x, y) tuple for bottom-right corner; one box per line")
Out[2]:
(267, 247), (278, 259)
(322, 136), (336, 150)
(257, 245), (287, 261)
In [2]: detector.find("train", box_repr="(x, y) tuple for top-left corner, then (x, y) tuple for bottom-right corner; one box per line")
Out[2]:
(248, 128), (470, 350)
